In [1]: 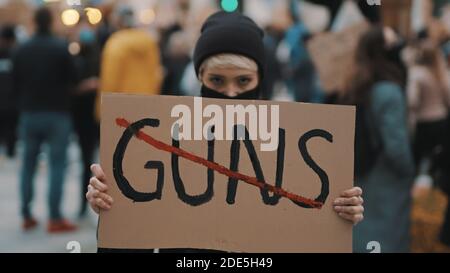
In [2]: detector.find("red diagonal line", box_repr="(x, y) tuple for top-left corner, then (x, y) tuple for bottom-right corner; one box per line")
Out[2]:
(116, 118), (323, 209)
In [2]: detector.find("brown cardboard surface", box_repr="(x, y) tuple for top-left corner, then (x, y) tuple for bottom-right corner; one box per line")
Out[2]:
(307, 22), (370, 93)
(98, 93), (355, 253)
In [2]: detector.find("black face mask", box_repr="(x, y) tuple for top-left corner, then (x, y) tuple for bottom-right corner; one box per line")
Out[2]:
(200, 85), (261, 100)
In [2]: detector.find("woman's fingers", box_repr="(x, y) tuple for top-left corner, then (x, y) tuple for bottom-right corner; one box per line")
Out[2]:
(89, 177), (108, 192)
(86, 185), (113, 216)
(334, 205), (364, 215)
(91, 164), (107, 182)
(86, 165), (111, 215)
(86, 184), (95, 201)
(334, 187), (364, 225)
(333, 196), (364, 206)
(338, 212), (364, 225)
(95, 198), (112, 210)
(340, 187), (363, 198)
(86, 185), (113, 205)
(86, 189), (100, 214)
(97, 192), (114, 205)
(90, 204), (100, 214)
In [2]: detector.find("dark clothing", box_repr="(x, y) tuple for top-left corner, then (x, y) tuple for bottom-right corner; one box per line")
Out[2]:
(438, 114), (450, 246)
(439, 114), (450, 195)
(161, 55), (191, 96)
(0, 110), (18, 157)
(354, 82), (415, 253)
(413, 119), (448, 175)
(0, 46), (18, 156)
(433, 0), (450, 16)
(71, 44), (100, 216)
(0, 47), (15, 111)
(291, 58), (316, 103)
(12, 33), (77, 113)
(261, 28), (283, 100)
(441, 201), (450, 246)
(71, 92), (98, 216)
(14, 32), (76, 221)
(386, 41), (408, 90)
(19, 112), (72, 220)
(159, 24), (182, 64)
(96, 20), (115, 50)
(74, 45), (99, 82)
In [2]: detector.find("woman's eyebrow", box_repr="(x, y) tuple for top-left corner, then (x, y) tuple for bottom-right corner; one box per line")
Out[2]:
(234, 74), (254, 79)
(207, 73), (225, 78)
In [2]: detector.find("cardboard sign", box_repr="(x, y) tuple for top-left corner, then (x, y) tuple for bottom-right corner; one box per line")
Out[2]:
(382, 0), (413, 39)
(98, 93), (355, 253)
(307, 22), (370, 94)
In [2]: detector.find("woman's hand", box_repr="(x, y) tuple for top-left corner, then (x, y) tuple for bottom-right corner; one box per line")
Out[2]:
(333, 187), (364, 225)
(86, 164), (114, 214)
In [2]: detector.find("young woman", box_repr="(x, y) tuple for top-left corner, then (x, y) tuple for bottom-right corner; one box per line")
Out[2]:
(342, 26), (415, 253)
(87, 11), (364, 252)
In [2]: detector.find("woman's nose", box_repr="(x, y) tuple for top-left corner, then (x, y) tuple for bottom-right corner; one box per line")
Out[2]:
(223, 84), (240, 97)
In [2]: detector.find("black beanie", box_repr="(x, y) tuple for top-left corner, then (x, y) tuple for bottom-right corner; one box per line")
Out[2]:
(193, 11), (265, 79)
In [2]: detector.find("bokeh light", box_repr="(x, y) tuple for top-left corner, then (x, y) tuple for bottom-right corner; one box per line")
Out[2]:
(68, 42), (80, 55)
(221, 0), (239, 12)
(85, 7), (102, 25)
(139, 9), (156, 25)
(61, 9), (80, 26)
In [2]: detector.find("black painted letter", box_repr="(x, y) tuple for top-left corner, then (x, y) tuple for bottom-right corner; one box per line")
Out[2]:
(113, 118), (164, 202)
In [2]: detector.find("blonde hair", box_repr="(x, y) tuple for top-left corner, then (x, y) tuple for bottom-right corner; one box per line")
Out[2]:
(199, 54), (258, 78)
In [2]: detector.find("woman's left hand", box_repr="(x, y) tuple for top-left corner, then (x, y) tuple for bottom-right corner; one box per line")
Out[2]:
(333, 187), (364, 225)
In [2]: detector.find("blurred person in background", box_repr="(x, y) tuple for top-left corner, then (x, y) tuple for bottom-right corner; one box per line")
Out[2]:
(341, 26), (415, 253)
(431, 0), (450, 17)
(420, 0), (450, 251)
(12, 7), (78, 233)
(276, 0), (319, 103)
(70, 17), (101, 218)
(97, 5), (163, 119)
(161, 31), (192, 96)
(159, 0), (190, 80)
(421, 5), (450, 246)
(443, 37), (450, 64)
(96, 3), (116, 50)
(0, 24), (18, 158)
(261, 14), (284, 101)
(407, 41), (450, 189)
(440, 109), (450, 247)
(383, 27), (408, 89)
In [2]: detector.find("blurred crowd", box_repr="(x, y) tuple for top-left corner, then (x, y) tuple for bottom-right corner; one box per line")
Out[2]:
(1, 0), (450, 252)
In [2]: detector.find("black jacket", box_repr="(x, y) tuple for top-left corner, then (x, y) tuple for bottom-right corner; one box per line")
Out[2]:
(12, 32), (77, 113)
(0, 47), (14, 111)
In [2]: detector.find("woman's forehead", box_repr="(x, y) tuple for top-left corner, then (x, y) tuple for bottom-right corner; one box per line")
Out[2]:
(204, 67), (258, 77)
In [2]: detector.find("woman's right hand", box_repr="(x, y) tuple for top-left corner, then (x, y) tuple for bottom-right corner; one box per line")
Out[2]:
(86, 164), (114, 214)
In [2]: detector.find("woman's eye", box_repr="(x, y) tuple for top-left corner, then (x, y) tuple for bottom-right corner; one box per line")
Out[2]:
(238, 77), (251, 85)
(209, 77), (224, 85)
